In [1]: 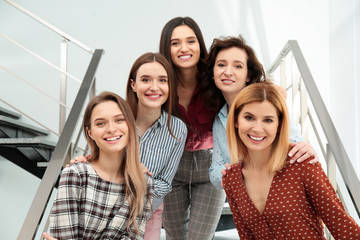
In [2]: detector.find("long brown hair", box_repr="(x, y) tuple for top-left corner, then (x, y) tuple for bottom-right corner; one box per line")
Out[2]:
(227, 81), (290, 173)
(126, 52), (179, 138)
(83, 91), (148, 233)
(203, 35), (266, 112)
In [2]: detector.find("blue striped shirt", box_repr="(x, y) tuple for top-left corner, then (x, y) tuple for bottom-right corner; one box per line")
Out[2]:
(138, 111), (187, 210)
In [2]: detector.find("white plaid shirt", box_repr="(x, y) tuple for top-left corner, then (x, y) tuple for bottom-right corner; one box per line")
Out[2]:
(50, 162), (153, 240)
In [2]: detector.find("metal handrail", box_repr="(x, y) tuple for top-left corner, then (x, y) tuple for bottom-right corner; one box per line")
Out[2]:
(4, 0), (94, 54)
(17, 49), (104, 240)
(267, 40), (360, 217)
(0, 33), (82, 84)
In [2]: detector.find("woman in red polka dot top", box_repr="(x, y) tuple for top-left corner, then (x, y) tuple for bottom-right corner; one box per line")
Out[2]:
(223, 81), (360, 239)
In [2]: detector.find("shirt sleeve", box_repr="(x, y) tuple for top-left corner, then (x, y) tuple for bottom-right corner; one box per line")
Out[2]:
(288, 107), (305, 143)
(209, 118), (227, 189)
(49, 167), (81, 239)
(303, 162), (360, 238)
(153, 124), (187, 199)
(223, 168), (255, 239)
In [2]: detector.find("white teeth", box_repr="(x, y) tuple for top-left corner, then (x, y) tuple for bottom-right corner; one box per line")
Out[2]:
(179, 55), (191, 59)
(249, 135), (265, 141)
(148, 95), (160, 98)
(106, 136), (120, 141)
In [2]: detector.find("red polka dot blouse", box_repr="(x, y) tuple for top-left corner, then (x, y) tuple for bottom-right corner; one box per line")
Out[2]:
(223, 159), (360, 239)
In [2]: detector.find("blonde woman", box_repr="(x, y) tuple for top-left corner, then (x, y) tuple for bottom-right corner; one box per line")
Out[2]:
(45, 92), (153, 239)
(223, 81), (360, 239)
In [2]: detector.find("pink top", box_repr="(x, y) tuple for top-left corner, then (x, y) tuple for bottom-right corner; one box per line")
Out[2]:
(178, 85), (215, 151)
(223, 159), (360, 239)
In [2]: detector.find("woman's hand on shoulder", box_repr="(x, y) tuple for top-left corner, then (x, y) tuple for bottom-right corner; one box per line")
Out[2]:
(140, 163), (153, 176)
(289, 142), (318, 164)
(65, 155), (88, 168)
(221, 163), (232, 188)
(43, 232), (57, 240)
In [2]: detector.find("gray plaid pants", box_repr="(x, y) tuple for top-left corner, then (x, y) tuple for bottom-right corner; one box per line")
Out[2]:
(162, 149), (226, 240)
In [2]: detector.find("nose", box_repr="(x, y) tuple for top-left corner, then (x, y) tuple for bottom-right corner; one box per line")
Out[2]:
(252, 120), (263, 132)
(106, 121), (117, 133)
(150, 80), (159, 90)
(224, 66), (233, 76)
(180, 42), (188, 52)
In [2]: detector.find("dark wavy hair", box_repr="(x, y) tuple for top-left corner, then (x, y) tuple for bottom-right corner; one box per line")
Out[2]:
(201, 35), (266, 112)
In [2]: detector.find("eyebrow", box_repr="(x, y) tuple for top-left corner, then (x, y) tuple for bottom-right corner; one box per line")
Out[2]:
(170, 36), (197, 41)
(139, 74), (168, 78)
(93, 114), (124, 122)
(243, 112), (276, 118)
(216, 59), (245, 65)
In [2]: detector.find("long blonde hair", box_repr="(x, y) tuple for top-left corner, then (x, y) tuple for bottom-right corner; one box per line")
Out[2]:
(83, 91), (148, 233)
(226, 81), (290, 173)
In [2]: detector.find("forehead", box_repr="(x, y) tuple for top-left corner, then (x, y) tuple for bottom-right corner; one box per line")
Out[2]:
(216, 47), (248, 63)
(136, 62), (167, 78)
(241, 100), (278, 117)
(171, 25), (196, 39)
(91, 101), (122, 119)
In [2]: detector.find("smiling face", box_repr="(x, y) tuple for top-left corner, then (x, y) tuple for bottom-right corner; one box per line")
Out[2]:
(213, 47), (249, 100)
(87, 100), (129, 157)
(236, 100), (279, 154)
(131, 62), (169, 111)
(170, 25), (200, 70)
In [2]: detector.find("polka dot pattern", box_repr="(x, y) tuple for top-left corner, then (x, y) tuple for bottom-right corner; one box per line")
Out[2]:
(223, 159), (360, 239)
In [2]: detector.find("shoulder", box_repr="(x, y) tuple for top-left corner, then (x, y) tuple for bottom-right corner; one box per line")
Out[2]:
(62, 162), (94, 179)
(168, 115), (187, 135)
(223, 164), (242, 181)
(285, 157), (323, 178)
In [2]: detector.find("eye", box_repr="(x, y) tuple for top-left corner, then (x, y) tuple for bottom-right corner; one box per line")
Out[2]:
(141, 78), (150, 83)
(235, 65), (243, 69)
(159, 78), (168, 83)
(171, 41), (180, 46)
(264, 118), (274, 123)
(188, 40), (196, 44)
(95, 122), (105, 127)
(245, 115), (254, 121)
(217, 63), (226, 67)
(116, 118), (125, 123)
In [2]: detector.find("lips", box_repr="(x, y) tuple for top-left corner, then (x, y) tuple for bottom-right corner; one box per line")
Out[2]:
(145, 93), (162, 100)
(178, 54), (192, 60)
(104, 135), (122, 143)
(248, 134), (265, 142)
(221, 79), (235, 84)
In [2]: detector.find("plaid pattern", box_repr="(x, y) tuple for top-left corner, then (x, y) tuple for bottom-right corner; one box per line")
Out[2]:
(162, 149), (226, 240)
(50, 162), (153, 240)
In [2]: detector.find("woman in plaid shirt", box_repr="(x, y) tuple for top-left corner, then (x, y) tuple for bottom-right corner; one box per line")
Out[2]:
(45, 92), (154, 239)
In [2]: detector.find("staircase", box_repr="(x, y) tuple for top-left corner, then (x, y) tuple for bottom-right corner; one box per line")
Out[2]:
(0, 106), (56, 178)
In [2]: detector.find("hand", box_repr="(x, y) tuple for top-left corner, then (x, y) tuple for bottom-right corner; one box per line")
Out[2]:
(220, 163), (231, 188)
(140, 163), (153, 176)
(289, 142), (318, 164)
(65, 155), (88, 167)
(43, 232), (57, 240)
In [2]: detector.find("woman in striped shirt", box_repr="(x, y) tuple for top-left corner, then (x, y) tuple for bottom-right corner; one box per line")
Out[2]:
(126, 52), (187, 239)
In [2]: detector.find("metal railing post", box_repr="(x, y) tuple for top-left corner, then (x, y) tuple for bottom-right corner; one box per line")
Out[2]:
(59, 38), (68, 134)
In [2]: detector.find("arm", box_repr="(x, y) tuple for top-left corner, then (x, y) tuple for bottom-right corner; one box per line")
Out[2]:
(152, 126), (187, 206)
(209, 117), (228, 189)
(49, 167), (81, 239)
(223, 170), (255, 239)
(303, 162), (360, 238)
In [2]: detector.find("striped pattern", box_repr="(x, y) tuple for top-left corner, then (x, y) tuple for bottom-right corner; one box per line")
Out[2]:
(49, 162), (154, 240)
(138, 111), (187, 210)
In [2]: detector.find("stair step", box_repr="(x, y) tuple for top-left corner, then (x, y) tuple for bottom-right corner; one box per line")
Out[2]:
(0, 106), (21, 119)
(0, 115), (49, 138)
(0, 137), (56, 178)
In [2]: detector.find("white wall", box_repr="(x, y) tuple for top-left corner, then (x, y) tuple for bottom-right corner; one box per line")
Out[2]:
(0, 0), (358, 238)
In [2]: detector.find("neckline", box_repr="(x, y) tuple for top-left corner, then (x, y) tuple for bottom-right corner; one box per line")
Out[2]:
(239, 165), (279, 215)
